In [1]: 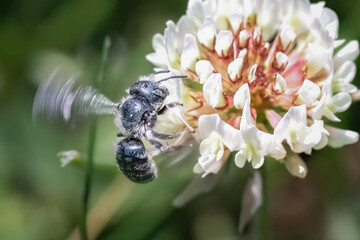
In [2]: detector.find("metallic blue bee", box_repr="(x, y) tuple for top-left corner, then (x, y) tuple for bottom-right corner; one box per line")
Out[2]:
(115, 72), (187, 183)
(33, 70), (187, 183)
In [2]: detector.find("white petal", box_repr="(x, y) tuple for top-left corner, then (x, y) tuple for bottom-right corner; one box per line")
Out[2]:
(334, 83), (358, 94)
(264, 42), (270, 51)
(313, 132), (329, 150)
(193, 163), (204, 174)
(317, 5), (339, 39)
(248, 64), (257, 83)
(238, 48), (248, 58)
(273, 74), (287, 94)
(203, 73), (225, 108)
(195, 60), (214, 84)
(258, 131), (286, 160)
(242, 0), (255, 16)
(328, 92), (352, 113)
(275, 52), (288, 69)
(307, 120), (328, 145)
(198, 154), (222, 176)
(282, 0), (313, 36)
(241, 127), (261, 150)
(197, 17), (217, 50)
(291, 120), (326, 153)
(239, 30), (250, 47)
(240, 99), (254, 130)
(253, 26), (262, 44)
(323, 107), (341, 122)
(285, 154), (308, 178)
(234, 83), (250, 109)
(235, 149), (247, 168)
(181, 34), (200, 71)
(324, 18), (338, 40)
(326, 126), (359, 148)
(228, 58), (244, 81)
(164, 22), (180, 68)
(199, 134), (221, 155)
(305, 43), (332, 79)
(295, 79), (321, 107)
(177, 15), (196, 37)
(334, 39), (345, 49)
(308, 85), (329, 121)
(334, 40), (359, 68)
(254, 0), (280, 41)
(334, 61), (356, 83)
(215, 30), (234, 57)
(274, 105), (307, 141)
(216, 144), (225, 161)
(146, 34), (168, 67)
(251, 152), (264, 169)
(229, 13), (243, 33)
(310, 2), (325, 18)
(279, 25), (296, 49)
(198, 114), (239, 151)
(333, 61), (357, 93)
(187, 0), (205, 28)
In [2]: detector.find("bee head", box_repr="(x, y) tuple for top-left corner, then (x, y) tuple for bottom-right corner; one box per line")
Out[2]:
(129, 81), (169, 108)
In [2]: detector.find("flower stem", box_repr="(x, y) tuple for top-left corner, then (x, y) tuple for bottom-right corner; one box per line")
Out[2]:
(80, 37), (111, 240)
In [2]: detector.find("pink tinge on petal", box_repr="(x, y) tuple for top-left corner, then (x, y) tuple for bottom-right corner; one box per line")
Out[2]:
(276, 89), (297, 108)
(229, 116), (241, 129)
(282, 54), (306, 89)
(251, 107), (257, 121)
(265, 110), (282, 129)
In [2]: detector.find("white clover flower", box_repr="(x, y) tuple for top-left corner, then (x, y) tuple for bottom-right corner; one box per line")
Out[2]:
(147, 0), (360, 178)
(309, 78), (353, 122)
(194, 114), (238, 176)
(234, 99), (286, 169)
(274, 105), (328, 154)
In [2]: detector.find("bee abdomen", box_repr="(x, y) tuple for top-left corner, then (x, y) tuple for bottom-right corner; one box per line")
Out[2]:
(116, 138), (157, 183)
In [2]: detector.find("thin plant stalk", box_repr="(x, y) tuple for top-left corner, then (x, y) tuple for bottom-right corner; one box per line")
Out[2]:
(68, 176), (133, 240)
(80, 37), (111, 240)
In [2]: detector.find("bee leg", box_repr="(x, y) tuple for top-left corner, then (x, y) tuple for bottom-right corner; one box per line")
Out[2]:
(154, 70), (170, 75)
(151, 130), (179, 140)
(148, 139), (181, 153)
(158, 102), (183, 115)
(145, 126), (180, 140)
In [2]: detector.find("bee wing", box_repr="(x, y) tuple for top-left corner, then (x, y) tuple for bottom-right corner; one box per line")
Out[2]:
(172, 174), (220, 208)
(33, 69), (116, 126)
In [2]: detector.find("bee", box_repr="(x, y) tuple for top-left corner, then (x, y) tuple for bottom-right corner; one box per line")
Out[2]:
(33, 69), (190, 183)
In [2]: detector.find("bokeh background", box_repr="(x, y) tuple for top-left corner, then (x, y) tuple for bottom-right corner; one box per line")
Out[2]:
(1, 0), (360, 239)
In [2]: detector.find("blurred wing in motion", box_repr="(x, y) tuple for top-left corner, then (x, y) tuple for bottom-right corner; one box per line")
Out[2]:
(33, 69), (116, 126)
(172, 174), (220, 208)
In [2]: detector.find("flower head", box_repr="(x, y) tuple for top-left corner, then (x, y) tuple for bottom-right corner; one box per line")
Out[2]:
(147, 0), (359, 178)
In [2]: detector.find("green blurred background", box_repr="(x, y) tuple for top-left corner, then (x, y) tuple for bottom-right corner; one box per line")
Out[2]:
(0, 0), (360, 239)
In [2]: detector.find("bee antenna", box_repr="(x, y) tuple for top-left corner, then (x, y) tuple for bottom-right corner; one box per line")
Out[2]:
(157, 75), (187, 83)
(154, 70), (170, 75)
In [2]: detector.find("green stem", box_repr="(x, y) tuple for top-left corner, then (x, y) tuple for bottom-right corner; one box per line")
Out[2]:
(80, 37), (111, 240)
